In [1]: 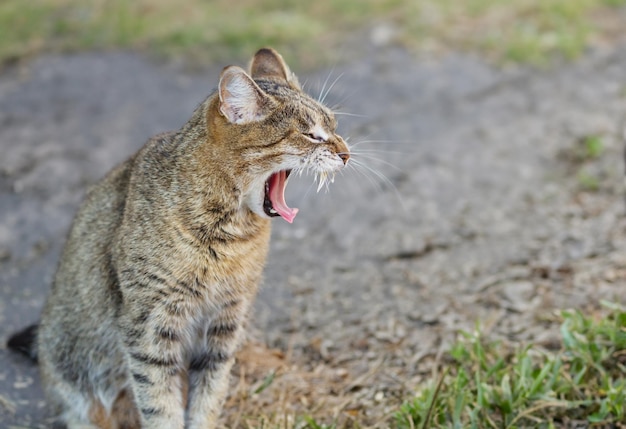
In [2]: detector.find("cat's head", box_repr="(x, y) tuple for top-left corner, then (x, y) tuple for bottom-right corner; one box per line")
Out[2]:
(211, 48), (349, 223)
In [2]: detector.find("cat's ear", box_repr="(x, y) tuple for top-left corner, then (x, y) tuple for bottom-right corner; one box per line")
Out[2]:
(249, 48), (300, 88)
(218, 66), (273, 125)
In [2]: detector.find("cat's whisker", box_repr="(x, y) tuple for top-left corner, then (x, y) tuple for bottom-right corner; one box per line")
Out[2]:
(347, 158), (408, 212)
(345, 161), (382, 192)
(348, 148), (409, 155)
(297, 178), (318, 205)
(317, 68), (335, 104)
(319, 73), (344, 105)
(349, 139), (413, 149)
(350, 159), (394, 186)
(329, 86), (359, 111)
(332, 111), (370, 118)
(349, 153), (404, 171)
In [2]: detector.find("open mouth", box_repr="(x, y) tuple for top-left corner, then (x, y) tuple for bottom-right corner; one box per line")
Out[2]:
(264, 169), (299, 223)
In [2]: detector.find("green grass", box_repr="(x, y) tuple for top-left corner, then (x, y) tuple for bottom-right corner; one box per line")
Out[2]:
(394, 301), (626, 428)
(396, 0), (626, 65)
(577, 170), (601, 191)
(565, 135), (606, 192)
(581, 136), (605, 160)
(247, 303), (626, 429)
(1, 0), (626, 68)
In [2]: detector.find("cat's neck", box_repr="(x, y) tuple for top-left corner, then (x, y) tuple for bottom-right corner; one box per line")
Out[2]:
(162, 97), (269, 244)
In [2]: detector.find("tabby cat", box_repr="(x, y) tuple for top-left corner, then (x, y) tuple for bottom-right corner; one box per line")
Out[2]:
(8, 48), (349, 428)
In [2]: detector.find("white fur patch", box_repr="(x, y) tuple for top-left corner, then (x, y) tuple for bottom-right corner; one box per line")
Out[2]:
(311, 124), (329, 142)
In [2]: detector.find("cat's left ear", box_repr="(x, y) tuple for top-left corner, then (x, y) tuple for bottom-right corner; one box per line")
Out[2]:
(249, 48), (300, 88)
(218, 66), (274, 125)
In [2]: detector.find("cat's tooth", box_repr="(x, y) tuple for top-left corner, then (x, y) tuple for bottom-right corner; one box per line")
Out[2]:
(317, 171), (327, 193)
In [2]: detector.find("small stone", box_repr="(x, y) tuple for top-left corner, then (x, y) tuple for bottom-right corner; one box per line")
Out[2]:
(335, 368), (348, 378)
(501, 281), (537, 312)
(0, 248), (10, 262)
(604, 269), (617, 282)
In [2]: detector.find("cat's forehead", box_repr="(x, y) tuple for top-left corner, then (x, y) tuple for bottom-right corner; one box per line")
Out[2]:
(255, 79), (335, 128)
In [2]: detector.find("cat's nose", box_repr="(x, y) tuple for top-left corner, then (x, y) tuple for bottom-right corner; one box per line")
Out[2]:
(338, 152), (350, 165)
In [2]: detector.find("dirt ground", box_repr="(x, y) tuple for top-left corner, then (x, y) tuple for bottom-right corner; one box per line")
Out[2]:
(1, 37), (626, 427)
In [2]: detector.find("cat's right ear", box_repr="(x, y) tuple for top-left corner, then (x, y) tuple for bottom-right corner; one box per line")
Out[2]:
(218, 66), (273, 125)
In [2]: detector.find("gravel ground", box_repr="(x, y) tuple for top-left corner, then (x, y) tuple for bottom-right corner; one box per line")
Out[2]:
(1, 39), (625, 427)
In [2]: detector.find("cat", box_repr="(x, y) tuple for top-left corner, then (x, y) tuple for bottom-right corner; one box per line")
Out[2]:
(7, 48), (349, 429)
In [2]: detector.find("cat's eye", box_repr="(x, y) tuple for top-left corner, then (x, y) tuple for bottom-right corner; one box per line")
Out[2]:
(303, 132), (325, 143)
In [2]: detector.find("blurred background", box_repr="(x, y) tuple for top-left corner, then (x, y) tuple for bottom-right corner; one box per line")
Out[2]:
(2, 0), (626, 68)
(1, 1), (626, 428)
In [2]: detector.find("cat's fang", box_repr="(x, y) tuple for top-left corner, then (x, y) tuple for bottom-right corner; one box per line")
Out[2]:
(316, 171), (328, 193)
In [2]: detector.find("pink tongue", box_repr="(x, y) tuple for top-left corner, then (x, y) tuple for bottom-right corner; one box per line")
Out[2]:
(269, 171), (299, 223)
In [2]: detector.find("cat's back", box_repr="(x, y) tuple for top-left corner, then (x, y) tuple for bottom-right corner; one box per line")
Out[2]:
(60, 131), (176, 259)
(40, 155), (134, 329)
(37, 143), (140, 384)
(59, 152), (135, 267)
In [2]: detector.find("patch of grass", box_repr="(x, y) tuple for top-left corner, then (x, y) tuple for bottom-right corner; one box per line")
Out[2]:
(559, 134), (606, 166)
(577, 169), (601, 191)
(567, 135), (606, 163)
(0, 0), (398, 69)
(395, 301), (626, 428)
(581, 135), (605, 159)
(301, 416), (337, 429)
(0, 2), (57, 63)
(402, 0), (626, 65)
(571, 135), (605, 192)
(0, 0), (626, 68)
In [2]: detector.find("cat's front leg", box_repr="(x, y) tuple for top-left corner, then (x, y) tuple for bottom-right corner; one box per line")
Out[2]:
(119, 307), (187, 428)
(126, 350), (187, 428)
(186, 302), (247, 429)
(186, 350), (237, 429)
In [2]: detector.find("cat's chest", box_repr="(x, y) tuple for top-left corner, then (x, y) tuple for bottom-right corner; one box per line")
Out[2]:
(166, 267), (254, 357)
(174, 219), (271, 285)
(168, 223), (271, 307)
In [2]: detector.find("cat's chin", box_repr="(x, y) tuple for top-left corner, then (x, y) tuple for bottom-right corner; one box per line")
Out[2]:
(263, 169), (299, 223)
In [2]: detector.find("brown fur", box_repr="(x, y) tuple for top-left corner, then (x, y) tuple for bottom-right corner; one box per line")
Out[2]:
(31, 48), (349, 428)
(111, 390), (142, 429)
